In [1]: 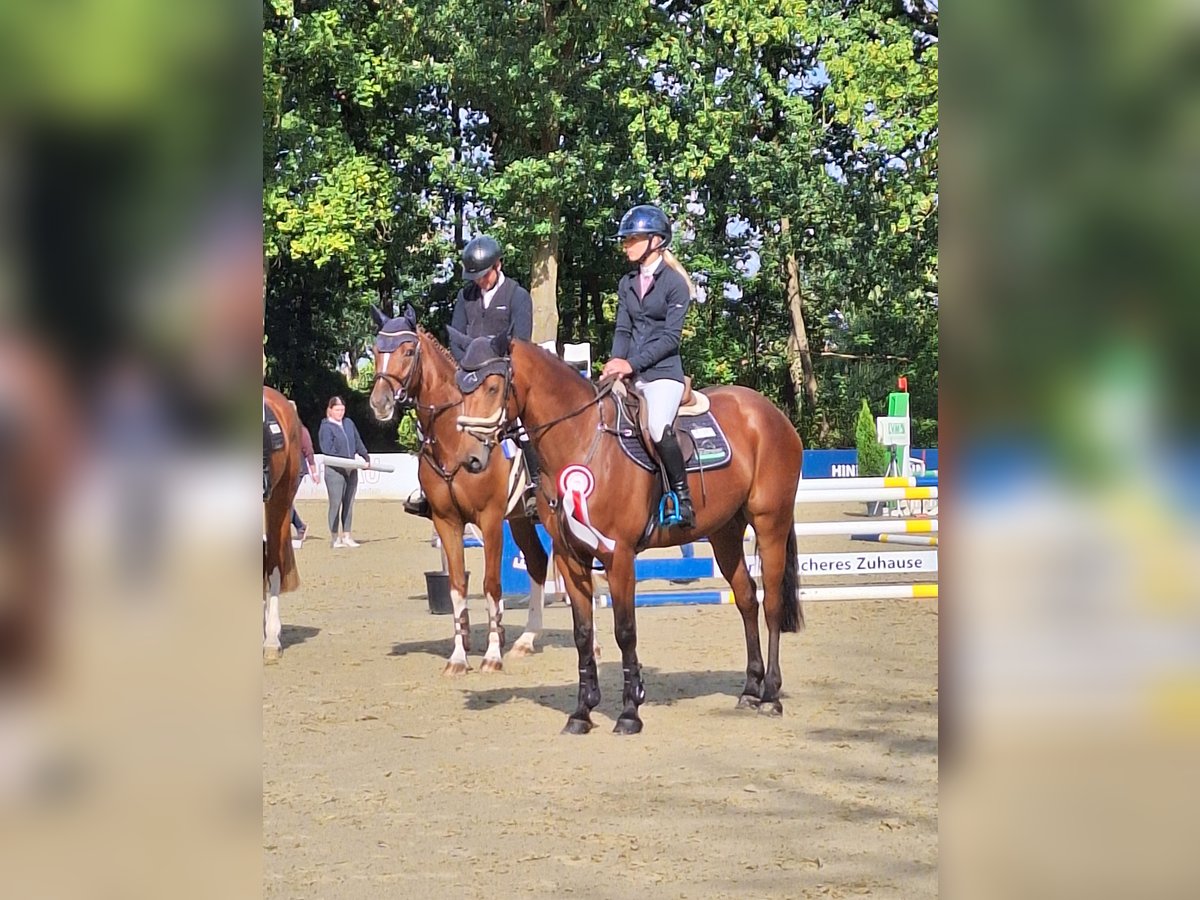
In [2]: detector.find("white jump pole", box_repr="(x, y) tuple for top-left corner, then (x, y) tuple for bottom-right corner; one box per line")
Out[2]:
(800, 584), (937, 601)
(851, 533), (939, 547)
(796, 475), (934, 490)
(315, 454), (396, 473)
(787, 519), (938, 537)
(794, 486), (937, 503)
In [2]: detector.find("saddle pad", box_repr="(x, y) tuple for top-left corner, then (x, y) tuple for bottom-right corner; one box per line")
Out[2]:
(263, 404), (286, 450)
(613, 398), (733, 473)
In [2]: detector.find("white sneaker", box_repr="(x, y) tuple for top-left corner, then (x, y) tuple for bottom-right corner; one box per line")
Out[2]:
(332, 537), (345, 548)
(341, 536), (361, 548)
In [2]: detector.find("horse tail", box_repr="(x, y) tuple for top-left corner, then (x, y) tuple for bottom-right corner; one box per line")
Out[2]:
(280, 528), (301, 593)
(780, 525), (804, 633)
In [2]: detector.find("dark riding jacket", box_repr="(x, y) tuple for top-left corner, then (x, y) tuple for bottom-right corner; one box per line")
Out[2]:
(611, 263), (691, 383)
(318, 417), (369, 474)
(449, 276), (533, 362)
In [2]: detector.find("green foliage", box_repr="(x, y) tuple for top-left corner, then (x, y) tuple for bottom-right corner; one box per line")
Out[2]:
(855, 399), (889, 477)
(263, 0), (938, 452)
(396, 409), (421, 454)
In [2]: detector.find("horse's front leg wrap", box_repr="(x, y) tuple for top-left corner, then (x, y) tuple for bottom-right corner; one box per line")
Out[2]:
(622, 664), (646, 709)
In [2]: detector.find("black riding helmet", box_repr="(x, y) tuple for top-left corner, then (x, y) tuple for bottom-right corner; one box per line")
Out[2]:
(462, 235), (503, 282)
(615, 204), (672, 246)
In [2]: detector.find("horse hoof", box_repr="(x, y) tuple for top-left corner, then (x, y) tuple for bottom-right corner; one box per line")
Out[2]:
(612, 716), (643, 736)
(562, 717), (594, 735)
(263, 647), (280, 665)
(507, 639), (536, 658)
(480, 657), (503, 674)
(736, 694), (761, 710)
(442, 661), (471, 677)
(758, 700), (784, 717)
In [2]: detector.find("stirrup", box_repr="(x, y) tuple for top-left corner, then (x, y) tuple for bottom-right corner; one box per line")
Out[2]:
(403, 492), (432, 519)
(658, 492), (685, 527)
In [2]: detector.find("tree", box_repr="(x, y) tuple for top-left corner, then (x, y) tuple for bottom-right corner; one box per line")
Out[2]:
(262, 0), (938, 451)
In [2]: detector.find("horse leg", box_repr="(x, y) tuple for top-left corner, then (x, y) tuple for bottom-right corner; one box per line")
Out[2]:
(432, 515), (472, 676)
(607, 544), (645, 735)
(752, 516), (793, 717)
(263, 566), (282, 664)
(507, 516), (548, 658)
(710, 518), (765, 708)
(479, 513), (507, 673)
(262, 488), (290, 664)
(557, 549), (600, 735)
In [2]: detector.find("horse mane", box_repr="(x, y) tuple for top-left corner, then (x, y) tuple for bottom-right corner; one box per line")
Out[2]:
(418, 326), (456, 366)
(514, 339), (597, 400)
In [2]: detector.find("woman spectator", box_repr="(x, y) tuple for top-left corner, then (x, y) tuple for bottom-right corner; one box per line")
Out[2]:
(317, 395), (369, 548)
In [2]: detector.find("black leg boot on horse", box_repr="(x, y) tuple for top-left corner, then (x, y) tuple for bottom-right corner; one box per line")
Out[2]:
(655, 426), (694, 528)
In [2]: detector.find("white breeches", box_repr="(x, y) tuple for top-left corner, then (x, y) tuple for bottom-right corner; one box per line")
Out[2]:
(635, 378), (685, 442)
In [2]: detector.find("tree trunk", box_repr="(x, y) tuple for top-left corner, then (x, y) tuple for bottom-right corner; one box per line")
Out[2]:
(591, 279), (606, 349)
(529, 203), (560, 344)
(780, 217), (827, 439)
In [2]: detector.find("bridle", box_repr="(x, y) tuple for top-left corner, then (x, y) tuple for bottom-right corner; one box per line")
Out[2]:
(371, 330), (422, 410)
(457, 358), (514, 446)
(457, 358), (616, 446)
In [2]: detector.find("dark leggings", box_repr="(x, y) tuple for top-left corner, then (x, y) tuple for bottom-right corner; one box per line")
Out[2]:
(324, 467), (358, 534)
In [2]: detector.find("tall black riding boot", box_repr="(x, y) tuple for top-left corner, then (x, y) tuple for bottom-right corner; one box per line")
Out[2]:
(520, 437), (541, 518)
(655, 427), (694, 528)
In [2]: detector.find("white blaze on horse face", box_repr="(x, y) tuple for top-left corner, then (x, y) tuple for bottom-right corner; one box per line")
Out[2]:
(264, 567), (282, 651)
(448, 589), (469, 666)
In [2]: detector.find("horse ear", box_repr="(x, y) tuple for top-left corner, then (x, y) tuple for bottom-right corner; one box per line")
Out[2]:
(491, 330), (511, 357)
(403, 304), (418, 329)
(446, 325), (469, 359)
(370, 305), (388, 328)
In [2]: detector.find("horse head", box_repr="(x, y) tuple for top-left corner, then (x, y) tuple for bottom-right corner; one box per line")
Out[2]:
(369, 304), (421, 422)
(452, 328), (515, 474)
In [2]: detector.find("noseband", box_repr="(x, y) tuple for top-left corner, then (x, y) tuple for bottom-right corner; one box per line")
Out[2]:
(371, 331), (421, 408)
(457, 360), (514, 446)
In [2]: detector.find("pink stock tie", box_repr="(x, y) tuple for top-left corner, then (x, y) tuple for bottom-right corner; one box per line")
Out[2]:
(639, 272), (653, 298)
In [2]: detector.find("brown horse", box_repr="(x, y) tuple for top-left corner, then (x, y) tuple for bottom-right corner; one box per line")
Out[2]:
(452, 333), (804, 734)
(0, 336), (73, 695)
(263, 385), (302, 663)
(367, 307), (550, 674)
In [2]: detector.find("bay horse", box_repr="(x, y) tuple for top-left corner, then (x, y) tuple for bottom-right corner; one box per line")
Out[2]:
(367, 306), (550, 675)
(452, 332), (804, 734)
(1, 336), (73, 748)
(263, 385), (302, 663)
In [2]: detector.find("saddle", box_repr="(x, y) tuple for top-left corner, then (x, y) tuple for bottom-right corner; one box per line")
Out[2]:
(264, 402), (286, 451)
(609, 377), (732, 474)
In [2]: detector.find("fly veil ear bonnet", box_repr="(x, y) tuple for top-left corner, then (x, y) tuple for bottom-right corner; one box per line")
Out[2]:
(451, 328), (511, 394)
(373, 304), (419, 352)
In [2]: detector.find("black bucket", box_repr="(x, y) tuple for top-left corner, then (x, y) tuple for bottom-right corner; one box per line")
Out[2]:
(424, 571), (469, 615)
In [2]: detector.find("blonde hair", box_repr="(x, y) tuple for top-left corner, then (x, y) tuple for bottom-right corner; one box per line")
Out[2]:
(660, 247), (696, 300)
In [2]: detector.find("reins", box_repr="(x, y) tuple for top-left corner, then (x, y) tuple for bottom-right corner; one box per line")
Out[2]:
(521, 377), (617, 440)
